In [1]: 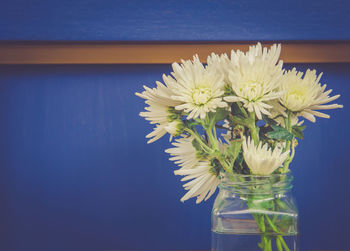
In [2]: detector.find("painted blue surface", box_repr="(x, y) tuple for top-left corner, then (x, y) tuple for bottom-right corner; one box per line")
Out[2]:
(0, 63), (348, 251)
(0, 0), (349, 41)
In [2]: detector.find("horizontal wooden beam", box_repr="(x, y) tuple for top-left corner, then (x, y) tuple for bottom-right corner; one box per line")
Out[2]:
(0, 41), (349, 64)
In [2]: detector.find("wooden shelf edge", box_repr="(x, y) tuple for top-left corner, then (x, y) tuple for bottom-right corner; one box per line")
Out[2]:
(0, 41), (350, 64)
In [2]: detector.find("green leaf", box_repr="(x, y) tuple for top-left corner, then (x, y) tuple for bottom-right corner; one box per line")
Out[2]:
(292, 125), (306, 139)
(267, 125), (293, 141)
(225, 139), (242, 161)
(215, 108), (230, 121)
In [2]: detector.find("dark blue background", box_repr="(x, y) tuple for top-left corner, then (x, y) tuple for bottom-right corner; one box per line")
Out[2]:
(0, 0), (349, 41)
(0, 63), (348, 251)
(0, 0), (349, 250)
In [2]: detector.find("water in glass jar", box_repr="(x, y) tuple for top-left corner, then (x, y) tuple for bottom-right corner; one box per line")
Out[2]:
(211, 231), (298, 251)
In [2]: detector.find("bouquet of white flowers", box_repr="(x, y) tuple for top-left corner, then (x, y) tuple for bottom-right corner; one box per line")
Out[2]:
(136, 43), (342, 251)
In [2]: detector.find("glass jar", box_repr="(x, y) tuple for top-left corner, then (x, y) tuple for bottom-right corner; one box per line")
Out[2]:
(211, 173), (298, 251)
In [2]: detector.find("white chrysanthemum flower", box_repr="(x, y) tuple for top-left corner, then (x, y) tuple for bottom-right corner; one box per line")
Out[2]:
(165, 136), (220, 203)
(175, 162), (220, 204)
(165, 136), (199, 170)
(136, 81), (182, 143)
(207, 52), (231, 83)
(219, 43), (284, 120)
(279, 68), (343, 122)
(242, 137), (290, 175)
(163, 55), (227, 120)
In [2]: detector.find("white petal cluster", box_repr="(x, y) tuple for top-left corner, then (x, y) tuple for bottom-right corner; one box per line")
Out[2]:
(206, 53), (231, 83)
(175, 162), (220, 204)
(136, 81), (181, 143)
(165, 136), (199, 170)
(209, 43), (284, 120)
(163, 55), (227, 120)
(280, 68), (343, 122)
(242, 137), (290, 175)
(165, 136), (220, 203)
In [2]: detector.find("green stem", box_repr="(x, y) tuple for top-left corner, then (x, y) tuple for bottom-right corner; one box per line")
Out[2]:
(254, 214), (275, 251)
(254, 214), (266, 251)
(282, 140), (296, 172)
(276, 237), (283, 251)
(248, 112), (259, 145)
(206, 127), (218, 150)
(284, 141), (291, 153)
(216, 154), (233, 174)
(283, 111), (292, 151)
(265, 236), (272, 251)
(213, 126), (218, 140)
(203, 120), (234, 174)
(282, 111), (293, 172)
(237, 102), (249, 118)
(184, 128), (212, 153)
(278, 236), (291, 251)
(286, 111), (292, 131)
(265, 215), (284, 235)
(265, 214), (291, 251)
(252, 198), (292, 251)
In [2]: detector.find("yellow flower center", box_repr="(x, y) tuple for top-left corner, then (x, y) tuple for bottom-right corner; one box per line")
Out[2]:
(247, 82), (260, 90)
(240, 81), (263, 101)
(286, 89), (306, 110)
(247, 82), (260, 98)
(192, 87), (212, 105)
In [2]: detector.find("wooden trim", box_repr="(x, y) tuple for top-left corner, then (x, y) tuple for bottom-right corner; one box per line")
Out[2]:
(0, 41), (349, 64)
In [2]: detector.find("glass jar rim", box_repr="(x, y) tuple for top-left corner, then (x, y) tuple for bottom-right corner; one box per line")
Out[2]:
(218, 172), (293, 194)
(219, 172), (293, 179)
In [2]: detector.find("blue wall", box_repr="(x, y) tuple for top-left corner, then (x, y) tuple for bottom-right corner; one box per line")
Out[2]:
(0, 0), (350, 41)
(0, 0), (349, 250)
(0, 63), (348, 251)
